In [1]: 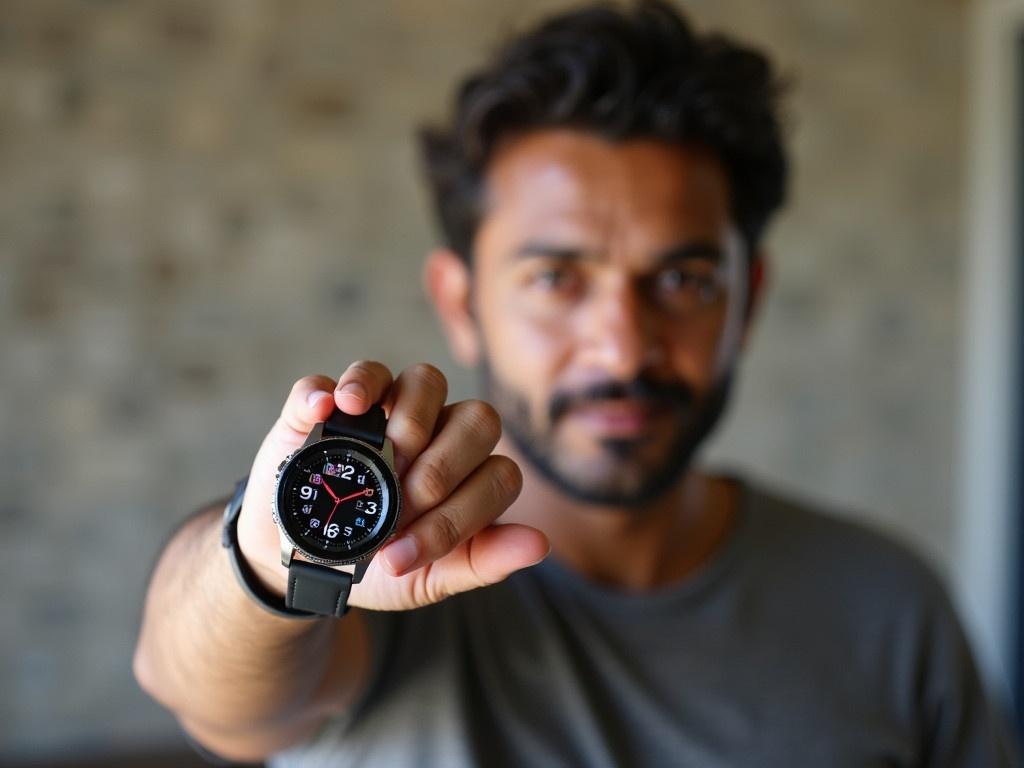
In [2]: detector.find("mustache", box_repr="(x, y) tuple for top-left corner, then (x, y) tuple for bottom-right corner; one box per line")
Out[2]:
(548, 375), (695, 424)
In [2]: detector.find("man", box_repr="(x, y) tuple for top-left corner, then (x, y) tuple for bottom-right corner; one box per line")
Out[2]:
(133, 2), (1019, 765)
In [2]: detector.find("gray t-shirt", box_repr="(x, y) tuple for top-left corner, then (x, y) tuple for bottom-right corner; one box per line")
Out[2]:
(268, 479), (1020, 767)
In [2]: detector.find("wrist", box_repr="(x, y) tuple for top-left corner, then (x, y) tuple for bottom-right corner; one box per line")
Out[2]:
(222, 477), (321, 621)
(238, 536), (288, 600)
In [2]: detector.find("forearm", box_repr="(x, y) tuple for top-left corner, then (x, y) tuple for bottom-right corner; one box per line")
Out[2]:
(133, 504), (339, 730)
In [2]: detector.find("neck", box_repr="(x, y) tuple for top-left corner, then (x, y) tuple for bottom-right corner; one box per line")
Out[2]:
(496, 437), (739, 591)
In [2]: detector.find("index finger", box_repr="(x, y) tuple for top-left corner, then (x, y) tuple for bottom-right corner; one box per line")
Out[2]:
(334, 360), (394, 415)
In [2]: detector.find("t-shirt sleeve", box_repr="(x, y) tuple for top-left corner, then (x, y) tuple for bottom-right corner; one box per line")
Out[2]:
(773, 494), (1021, 765)
(917, 585), (1021, 767)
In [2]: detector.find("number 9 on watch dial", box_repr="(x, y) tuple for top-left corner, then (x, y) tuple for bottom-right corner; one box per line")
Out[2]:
(273, 437), (401, 565)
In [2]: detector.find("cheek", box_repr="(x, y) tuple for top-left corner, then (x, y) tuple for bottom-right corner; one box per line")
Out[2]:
(488, 305), (571, 377)
(663, 309), (729, 390)
(479, 289), (574, 403)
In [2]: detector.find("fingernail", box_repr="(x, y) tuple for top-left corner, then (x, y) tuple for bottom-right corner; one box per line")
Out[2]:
(307, 390), (331, 408)
(339, 381), (366, 400)
(382, 536), (418, 575)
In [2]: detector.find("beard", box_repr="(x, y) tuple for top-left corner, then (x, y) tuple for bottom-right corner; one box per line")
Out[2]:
(481, 361), (735, 508)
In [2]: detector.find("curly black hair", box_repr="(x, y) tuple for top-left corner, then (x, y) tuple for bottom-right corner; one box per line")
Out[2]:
(417, 0), (789, 262)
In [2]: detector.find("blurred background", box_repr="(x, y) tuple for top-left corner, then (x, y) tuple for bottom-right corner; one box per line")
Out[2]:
(1, 0), (1021, 765)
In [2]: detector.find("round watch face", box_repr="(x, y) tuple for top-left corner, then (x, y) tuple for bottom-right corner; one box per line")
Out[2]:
(275, 437), (400, 564)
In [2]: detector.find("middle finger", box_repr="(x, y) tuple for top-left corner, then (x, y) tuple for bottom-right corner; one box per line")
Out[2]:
(400, 399), (503, 525)
(386, 363), (450, 476)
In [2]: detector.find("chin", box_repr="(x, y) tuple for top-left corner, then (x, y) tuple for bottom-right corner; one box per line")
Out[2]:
(485, 360), (737, 508)
(537, 450), (689, 509)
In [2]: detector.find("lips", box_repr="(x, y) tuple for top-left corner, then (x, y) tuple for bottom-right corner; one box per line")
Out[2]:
(564, 398), (664, 437)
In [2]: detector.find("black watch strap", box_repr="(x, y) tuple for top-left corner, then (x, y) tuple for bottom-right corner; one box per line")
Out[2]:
(221, 476), (319, 620)
(323, 404), (387, 449)
(287, 561), (353, 618)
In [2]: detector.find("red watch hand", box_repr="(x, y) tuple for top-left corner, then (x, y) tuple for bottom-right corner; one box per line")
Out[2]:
(324, 499), (341, 529)
(336, 488), (372, 505)
(319, 477), (340, 503)
(324, 489), (371, 529)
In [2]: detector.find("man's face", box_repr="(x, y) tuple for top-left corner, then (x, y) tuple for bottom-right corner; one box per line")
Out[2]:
(461, 129), (750, 506)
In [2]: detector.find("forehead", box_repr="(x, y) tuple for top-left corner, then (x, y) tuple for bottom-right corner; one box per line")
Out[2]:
(476, 129), (731, 255)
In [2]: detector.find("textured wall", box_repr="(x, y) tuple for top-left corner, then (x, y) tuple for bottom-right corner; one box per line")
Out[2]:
(0, 0), (967, 760)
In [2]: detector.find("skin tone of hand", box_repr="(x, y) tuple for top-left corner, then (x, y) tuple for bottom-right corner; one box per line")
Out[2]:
(235, 361), (552, 612)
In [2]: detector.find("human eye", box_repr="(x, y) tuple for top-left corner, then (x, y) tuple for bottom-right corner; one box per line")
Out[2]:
(654, 265), (722, 306)
(528, 263), (581, 294)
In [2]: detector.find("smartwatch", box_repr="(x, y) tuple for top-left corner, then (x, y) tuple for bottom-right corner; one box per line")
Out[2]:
(267, 404), (402, 617)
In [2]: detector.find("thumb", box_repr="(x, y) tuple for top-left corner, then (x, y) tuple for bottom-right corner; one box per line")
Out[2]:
(442, 523), (550, 593)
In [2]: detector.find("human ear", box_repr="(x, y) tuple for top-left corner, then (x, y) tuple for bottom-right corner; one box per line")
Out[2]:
(422, 247), (481, 366)
(740, 250), (769, 349)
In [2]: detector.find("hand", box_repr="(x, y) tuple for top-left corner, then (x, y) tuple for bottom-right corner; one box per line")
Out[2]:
(235, 362), (550, 613)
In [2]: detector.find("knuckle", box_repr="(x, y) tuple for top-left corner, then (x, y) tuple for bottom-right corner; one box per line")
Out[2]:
(414, 460), (450, 510)
(344, 360), (388, 382)
(488, 456), (523, 502)
(283, 376), (333, 424)
(291, 374), (328, 397)
(462, 538), (490, 590)
(428, 508), (463, 553)
(409, 363), (448, 397)
(410, 573), (435, 606)
(458, 400), (502, 443)
(414, 568), (454, 606)
(395, 408), (436, 448)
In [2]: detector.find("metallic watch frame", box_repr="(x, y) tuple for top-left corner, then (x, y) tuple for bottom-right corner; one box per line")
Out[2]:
(272, 421), (402, 582)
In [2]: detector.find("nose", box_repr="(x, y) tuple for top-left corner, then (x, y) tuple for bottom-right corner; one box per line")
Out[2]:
(580, 276), (663, 379)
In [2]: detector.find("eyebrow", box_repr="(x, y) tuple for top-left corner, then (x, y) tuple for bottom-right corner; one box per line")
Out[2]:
(512, 240), (723, 265)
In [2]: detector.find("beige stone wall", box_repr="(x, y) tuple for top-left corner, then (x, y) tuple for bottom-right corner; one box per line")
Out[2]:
(0, 0), (967, 758)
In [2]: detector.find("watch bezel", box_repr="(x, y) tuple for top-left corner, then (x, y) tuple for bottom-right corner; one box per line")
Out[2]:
(272, 435), (402, 567)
